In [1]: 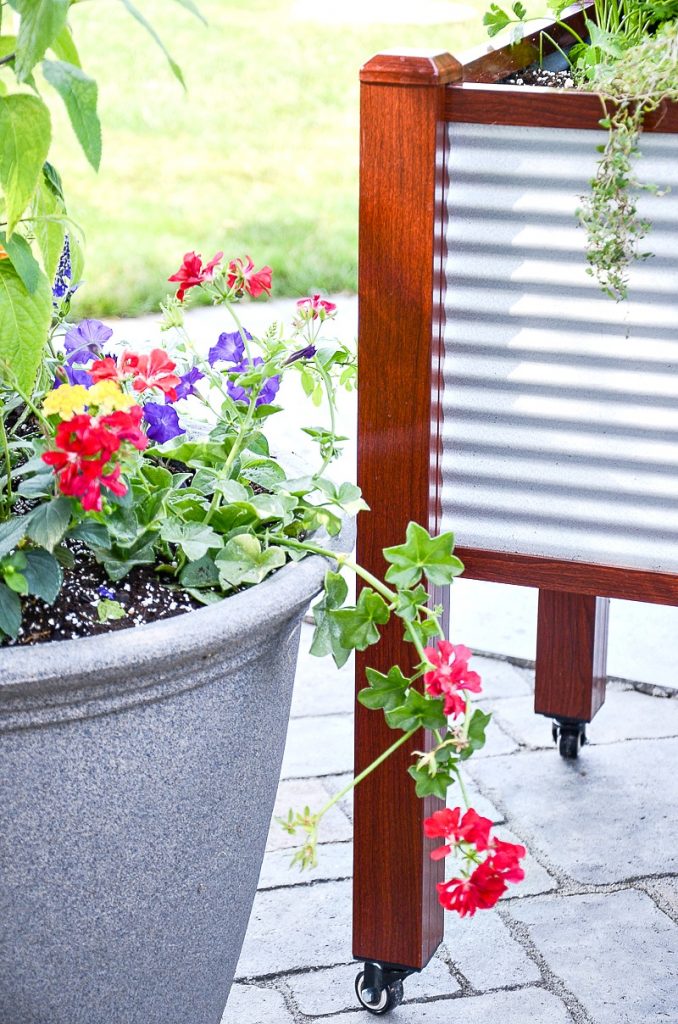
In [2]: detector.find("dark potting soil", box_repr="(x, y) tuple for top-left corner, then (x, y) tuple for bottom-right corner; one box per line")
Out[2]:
(7, 546), (201, 647)
(503, 66), (576, 88)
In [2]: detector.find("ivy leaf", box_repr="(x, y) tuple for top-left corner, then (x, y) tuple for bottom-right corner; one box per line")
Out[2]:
(215, 534), (286, 588)
(0, 513), (29, 558)
(0, 230), (42, 293)
(309, 569), (350, 668)
(459, 708), (493, 761)
(357, 665), (411, 712)
(42, 60), (102, 171)
(118, 0), (186, 89)
(26, 496), (72, 552)
(408, 762), (455, 799)
(179, 553), (219, 589)
(384, 522), (464, 588)
(159, 520), (221, 562)
(0, 257), (52, 398)
(23, 548), (62, 604)
(0, 580), (21, 637)
(334, 587), (390, 651)
(0, 93), (51, 236)
(394, 583), (429, 623)
(385, 689), (447, 732)
(9, 0), (69, 82)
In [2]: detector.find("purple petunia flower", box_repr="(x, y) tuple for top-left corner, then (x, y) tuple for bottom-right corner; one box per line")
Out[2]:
(174, 366), (204, 401)
(208, 329), (251, 367)
(284, 344), (316, 365)
(64, 319), (114, 364)
(226, 357), (281, 407)
(62, 364), (94, 387)
(143, 402), (186, 444)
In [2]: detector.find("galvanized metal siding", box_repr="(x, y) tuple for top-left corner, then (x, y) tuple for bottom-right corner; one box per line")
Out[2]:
(442, 123), (678, 572)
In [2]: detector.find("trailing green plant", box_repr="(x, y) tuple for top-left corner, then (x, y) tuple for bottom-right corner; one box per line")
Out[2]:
(578, 20), (678, 299)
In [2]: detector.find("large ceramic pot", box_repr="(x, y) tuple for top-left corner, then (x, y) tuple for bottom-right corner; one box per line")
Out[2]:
(0, 521), (353, 1024)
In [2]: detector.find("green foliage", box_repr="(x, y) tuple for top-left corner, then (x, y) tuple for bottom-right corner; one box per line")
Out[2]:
(97, 597), (126, 622)
(0, 260), (52, 393)
(384, 522), (464, 589)
(42, 60), (101, 171)
(0, 93), (51, 235)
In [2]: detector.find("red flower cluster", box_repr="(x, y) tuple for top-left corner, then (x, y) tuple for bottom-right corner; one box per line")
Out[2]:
(423, 640), (482, 717)
(42, 407), (148, 511)
(226, 255), (272, 298)
(168, 250), (223, 302)
(424, 807), (526, 917)
(90, 349), (181, 401)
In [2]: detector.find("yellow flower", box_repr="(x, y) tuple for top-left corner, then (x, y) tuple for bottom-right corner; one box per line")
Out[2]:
(88, 379), (136, 414)
(42, 384), (89, 419)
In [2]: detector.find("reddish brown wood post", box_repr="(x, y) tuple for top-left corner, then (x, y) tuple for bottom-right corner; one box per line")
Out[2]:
(354, 51), (461, 970)
(535, 591), (609, 722)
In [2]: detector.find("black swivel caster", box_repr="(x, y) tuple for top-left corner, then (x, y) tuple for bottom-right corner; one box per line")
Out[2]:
(552, 718), (587, 759)
(355, 961), (413, 1015)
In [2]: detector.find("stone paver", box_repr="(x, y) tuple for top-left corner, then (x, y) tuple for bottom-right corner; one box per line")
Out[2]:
(258, 841), (353, 890)
(468, 737), (678, 883)
(266, 778), (352, 852)
(508, 889), (678, 1023)
(235, 880), (353, 978)
(472, 708), (518, 759)
(291, 625), (355, 719)
(443, 910), (540, 990)
(642, 877), (678, 921)
(285, 955), (460, 1017)
(327, 987), (572, 1023)
(489, 688), (678, 751)
(280, 714), (353, 779)
(220, 983), (294, 1024)
(472, 656), (534, 701)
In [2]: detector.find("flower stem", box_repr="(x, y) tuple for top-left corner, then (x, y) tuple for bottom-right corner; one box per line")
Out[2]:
(0, 404), (12, 517)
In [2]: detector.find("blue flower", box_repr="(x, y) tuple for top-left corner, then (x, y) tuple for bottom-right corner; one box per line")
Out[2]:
(143, 402), (185, 444)
(226, 357), (281, 407)
(208, 329), (250, 367)
(284, 344), (316, 365)
(98, 586), (116, 600)
(64, 319), (113, 364)
(174, 366), (204, 401)
(56, 364), (94, 388)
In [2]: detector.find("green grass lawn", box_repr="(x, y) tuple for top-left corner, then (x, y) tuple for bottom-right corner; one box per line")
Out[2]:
(55, 0), (494, 316)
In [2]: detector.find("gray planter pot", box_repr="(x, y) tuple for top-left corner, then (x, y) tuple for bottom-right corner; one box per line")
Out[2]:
(0, 522), (353, 1024)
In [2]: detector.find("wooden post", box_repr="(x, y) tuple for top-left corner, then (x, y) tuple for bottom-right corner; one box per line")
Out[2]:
(354, 51), (461, 970)
(535, 590), (609, 722)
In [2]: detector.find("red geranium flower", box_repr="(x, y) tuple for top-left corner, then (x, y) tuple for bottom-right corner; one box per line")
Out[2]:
(437, 861), (507, 917)
(488, 839), (527, 883)
(423, 640), (482, 717)
(89, 356), (122, 384)
(100, 406), (148, 451)
(226, 255), (272, 298)
(424, 807), (493, 859)
(168, 250), (223, 301)
(120, 349), (181, 401)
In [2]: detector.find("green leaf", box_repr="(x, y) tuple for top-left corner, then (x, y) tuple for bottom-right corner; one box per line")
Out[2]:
(334, 587), (390, 651)
(0, 229), (42, 293)
(118, 0), (186, 89)
(49, 23), (81, 66)
(171, 0), (207, 24)
(384, 522), (464, 589)
(0, 93), (51, 235)
(31, 170), (66, 284)
(0, 259), (52, 393)
(42, 60), (101, 171)
(4, 570), (28, 595)
(179, 553), (219, 589)
(385, 688), (447, 732)
(408, 762), (455, 799)
(459, 708), (493, 761)
(0, 580), (21, 637)
(159, 520), (221, 561)
(483, 3), (511, 36)
(26, 496), (72, 552)
(358, 665), (411, 712)
(97, 598), (126, 622)
(310, 569), (350, 667)
(215, 534), (286, 588)
(68, 520), (110, 547)
(9, 0), (69, 82)
(0, 513), (29, 558)
(23, 547), (61, 603)
(393, 583), (429, 623)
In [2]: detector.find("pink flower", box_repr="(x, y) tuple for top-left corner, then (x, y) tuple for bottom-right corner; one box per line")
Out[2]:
(168, 250), (223, 301)
(296, 294), (337, 320)
(423, 640), (482, 717)
(227, 255), (272, 298)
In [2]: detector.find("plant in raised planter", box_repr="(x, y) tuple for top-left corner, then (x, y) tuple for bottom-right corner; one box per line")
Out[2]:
(483, 0), (678, 299)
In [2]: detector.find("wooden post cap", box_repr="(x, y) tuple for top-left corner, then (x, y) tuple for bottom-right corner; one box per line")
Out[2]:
(360, 51), (462, 86)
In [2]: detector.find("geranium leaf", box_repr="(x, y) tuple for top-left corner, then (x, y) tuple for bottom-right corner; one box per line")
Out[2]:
(26, 496), (72, 552)
(23, 548), (62, 603)
(0, 93), (51, 235)
(384, 522), (464, 588)
(333, 587), (390, 651)
(42, 59), (101, 171)
(408, 763), (455, 799)
(0, 580), (21, 637)
(159, 520), (221, 562)
(358, 665), (411, 712)
(385, 689), (447, 732)
(309, 569), (350, 667)
(215, 534), (286, 588)
(459, 708), (493, 761)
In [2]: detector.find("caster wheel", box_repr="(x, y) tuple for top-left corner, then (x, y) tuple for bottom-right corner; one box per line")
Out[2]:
(559, 731), (581, 759)
(355, 971), (404, 1015)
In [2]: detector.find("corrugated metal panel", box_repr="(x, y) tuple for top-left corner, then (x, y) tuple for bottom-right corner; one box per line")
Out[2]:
(442, 123), (678, 572)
